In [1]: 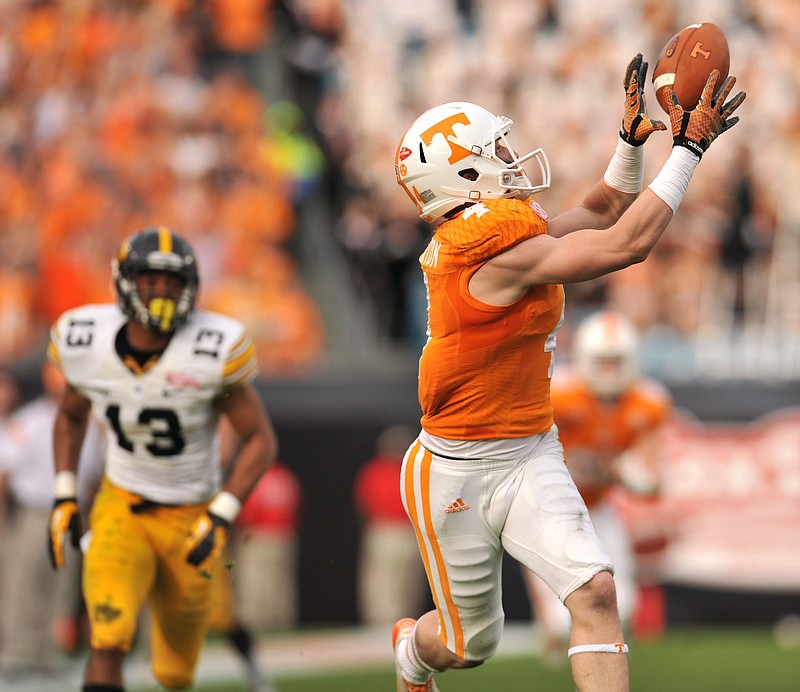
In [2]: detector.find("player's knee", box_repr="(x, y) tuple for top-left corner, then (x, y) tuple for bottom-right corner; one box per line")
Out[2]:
(566, 570), (619, 619)
(152, 665), (194, 690)
(88, 613), (138, 654)
(461, 613), (504, 662)
(449, 657), (485, 670)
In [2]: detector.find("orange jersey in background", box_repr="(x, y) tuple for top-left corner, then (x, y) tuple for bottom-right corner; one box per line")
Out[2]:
(418, 198), (564, 440)
(551, 370), (671, 507)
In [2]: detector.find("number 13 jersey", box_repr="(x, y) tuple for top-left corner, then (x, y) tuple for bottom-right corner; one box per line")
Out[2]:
(48, 304), (258, 504)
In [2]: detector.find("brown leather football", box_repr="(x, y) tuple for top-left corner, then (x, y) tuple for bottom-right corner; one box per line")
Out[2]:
(652, 23), (730, 113)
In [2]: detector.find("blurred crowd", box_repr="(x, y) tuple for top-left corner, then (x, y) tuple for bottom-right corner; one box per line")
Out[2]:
(2, 0), (800, 384)
(0, 0), (325, 378)
(319, 0), (800, 376)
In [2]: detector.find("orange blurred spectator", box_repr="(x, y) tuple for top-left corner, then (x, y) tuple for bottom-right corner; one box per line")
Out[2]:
(203, 242), (324, 375)
(0, 271), (39, 364)
(206, 0), (273, 54)
(206, 68), (266, 136)
(17, 1), (60, 63)
(216, 176), (296, 246)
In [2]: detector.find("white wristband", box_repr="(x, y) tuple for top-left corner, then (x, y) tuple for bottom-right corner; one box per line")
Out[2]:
(208, 491), (242, 523)
(603, 137), (643, 194)
(55, 470), (77, 499)
(648, 146), (700, 213)
(568, 643), (629, 657)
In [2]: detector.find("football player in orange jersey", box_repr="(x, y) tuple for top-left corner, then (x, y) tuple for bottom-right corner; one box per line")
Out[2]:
(522, 311), (670, 665)
(391, 56), (744, 692)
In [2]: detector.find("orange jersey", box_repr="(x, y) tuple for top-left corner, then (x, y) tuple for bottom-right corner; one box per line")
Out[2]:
(418, 197), (564, 440)
(551, 370), (671, 507)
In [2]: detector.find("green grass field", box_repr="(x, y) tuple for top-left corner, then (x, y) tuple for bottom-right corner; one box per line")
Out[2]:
(145, 627), (800, 692)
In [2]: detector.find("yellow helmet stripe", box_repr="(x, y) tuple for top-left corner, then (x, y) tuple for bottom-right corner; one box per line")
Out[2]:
(158, 226), (173, 254)
(47, 339), (62, 365)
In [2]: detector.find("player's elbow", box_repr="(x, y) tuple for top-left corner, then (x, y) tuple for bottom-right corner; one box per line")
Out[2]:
(628, 245), (651, 266)
(255, 424), (279, 471)
(626, 232), (658, 265)
(608, 243), (649, 272)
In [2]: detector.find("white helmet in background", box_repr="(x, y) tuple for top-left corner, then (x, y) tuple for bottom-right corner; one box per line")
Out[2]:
(395, 101), (551, 222)
(573, 311), (640, 399)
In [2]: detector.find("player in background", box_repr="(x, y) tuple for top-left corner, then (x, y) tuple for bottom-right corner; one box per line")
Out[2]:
(47, 227), (278, 692)
(354, 424), (428, 626)
(0, 362), (104, 678)
(523, 311), (671, 665)
(392, 56), (744, 692)
(205, 416), (302, 692)
(218, 415), (302, 635)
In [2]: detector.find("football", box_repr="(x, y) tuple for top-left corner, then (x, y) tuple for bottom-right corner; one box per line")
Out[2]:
(651, 22), (730, 114)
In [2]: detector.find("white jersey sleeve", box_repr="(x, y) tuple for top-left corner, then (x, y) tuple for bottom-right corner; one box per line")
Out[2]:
(49, 304), (258, 504)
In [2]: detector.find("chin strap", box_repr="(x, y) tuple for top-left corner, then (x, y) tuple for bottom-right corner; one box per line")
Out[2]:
(568, 642), (629, 657)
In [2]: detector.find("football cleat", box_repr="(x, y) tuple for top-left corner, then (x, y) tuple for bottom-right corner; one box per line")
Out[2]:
(392, 618), (439, 692)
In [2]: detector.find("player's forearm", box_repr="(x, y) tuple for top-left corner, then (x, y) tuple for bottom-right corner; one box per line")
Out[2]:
(222, 429), (277, 504)
(579, 134), (653, 232)
(611, 144), (700, 262)
(583, 177), (639, 228)
(549, 140), (642, 238)
(607, 188), (674, 266)
(52, 409), (88, 475)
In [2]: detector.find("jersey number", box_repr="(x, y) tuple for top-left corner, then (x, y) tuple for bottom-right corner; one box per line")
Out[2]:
(106, 405), (186, 457)
(545, 301), (566, 379)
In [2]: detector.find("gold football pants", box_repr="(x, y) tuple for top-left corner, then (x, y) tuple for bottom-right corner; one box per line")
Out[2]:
(83, 478), (219, 689)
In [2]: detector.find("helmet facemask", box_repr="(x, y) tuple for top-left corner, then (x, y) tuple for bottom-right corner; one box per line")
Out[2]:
(447, 115), (551, 197)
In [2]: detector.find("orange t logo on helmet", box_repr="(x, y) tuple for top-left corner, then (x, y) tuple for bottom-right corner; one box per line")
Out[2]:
(420, 112), (472, 164)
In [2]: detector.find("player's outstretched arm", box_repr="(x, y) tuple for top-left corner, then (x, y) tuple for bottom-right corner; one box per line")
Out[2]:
(477, 72), (746, 294)
(550, 54), (667, 238)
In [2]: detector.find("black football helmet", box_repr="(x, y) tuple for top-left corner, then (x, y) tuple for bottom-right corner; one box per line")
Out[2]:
(113, 226), (199, 333)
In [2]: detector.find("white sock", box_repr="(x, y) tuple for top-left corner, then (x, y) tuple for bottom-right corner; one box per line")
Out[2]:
(396, 624), (436, 684)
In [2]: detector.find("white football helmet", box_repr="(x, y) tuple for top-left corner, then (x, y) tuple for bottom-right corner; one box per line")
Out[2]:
(395, 101), (551, 222)
(573, 311), (640, 399)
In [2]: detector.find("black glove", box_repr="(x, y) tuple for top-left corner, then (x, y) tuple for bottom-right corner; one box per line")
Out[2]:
(667, 70), (746, 159)
(184, 511), (230, 577)
(620, 53), (666, 146)
(47, 497), (82, 570)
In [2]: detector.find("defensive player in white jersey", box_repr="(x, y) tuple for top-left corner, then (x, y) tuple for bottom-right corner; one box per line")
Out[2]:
(47, 227), (279, 692)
